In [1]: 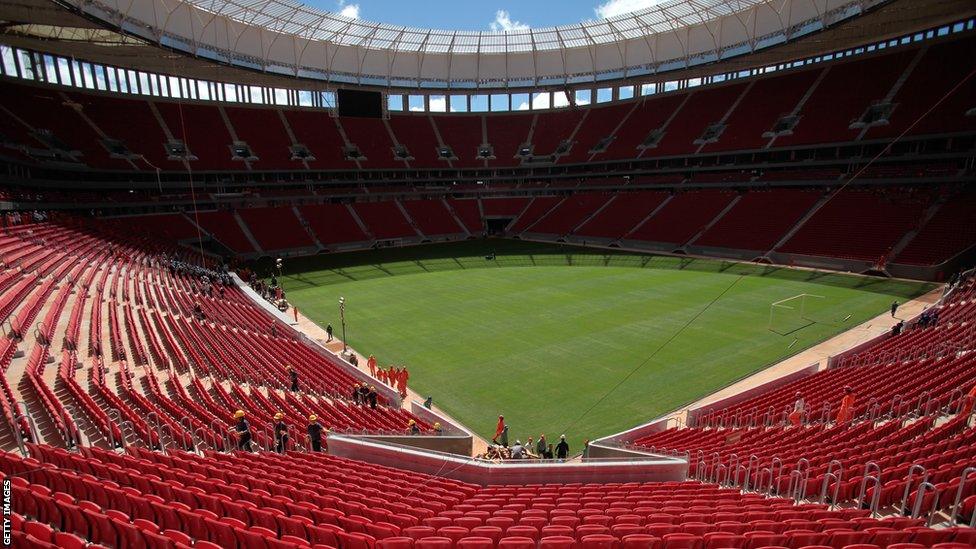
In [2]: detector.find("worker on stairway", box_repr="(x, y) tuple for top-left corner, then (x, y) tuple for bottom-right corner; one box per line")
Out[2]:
(231, 410), (253, 452)
(367, 354), (377, 377)
(273, 412), (289, 453)
(408, 419), (421, 435)
(289, 366), (299, 392)
(351, 383), (361, 405)
(959, 381), (976, 418)
(307, 415), (324, 452)
(367, 385), (378, 409)
(789, 392), (805, 427)
(836, 386), (856, 424)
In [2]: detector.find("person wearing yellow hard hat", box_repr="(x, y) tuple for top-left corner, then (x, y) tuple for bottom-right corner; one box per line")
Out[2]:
(230, 410), (252, 452)
(408, 419), (420, 435)
(307, 414), (324, 452)
(433, 422), (442, 435)
(273, 412), (289, 454)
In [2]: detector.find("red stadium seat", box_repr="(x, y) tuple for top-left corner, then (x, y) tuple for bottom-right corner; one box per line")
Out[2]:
(580, 534), (619, 549)
(620, 534), (662, 549)
(497, 537), (537, 549)
(378, 537), (416, 549)
(457, 537), (495, 549)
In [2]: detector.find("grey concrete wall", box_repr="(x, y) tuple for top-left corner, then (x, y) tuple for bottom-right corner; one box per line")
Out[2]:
(327, 435), (688, 486)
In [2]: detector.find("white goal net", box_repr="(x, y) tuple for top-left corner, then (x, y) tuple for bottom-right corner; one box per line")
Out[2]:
(768, 293), (826, 336)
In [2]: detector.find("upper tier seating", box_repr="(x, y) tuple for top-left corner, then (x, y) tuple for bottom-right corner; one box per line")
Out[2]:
(2, 35), (974, 172)
(224, 107), (297, 170)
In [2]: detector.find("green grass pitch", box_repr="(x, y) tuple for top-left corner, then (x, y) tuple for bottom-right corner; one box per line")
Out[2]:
(276, 240), (932, 449)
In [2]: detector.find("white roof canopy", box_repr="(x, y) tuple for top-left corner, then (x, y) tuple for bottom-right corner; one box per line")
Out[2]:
(65, 0), (888, 88)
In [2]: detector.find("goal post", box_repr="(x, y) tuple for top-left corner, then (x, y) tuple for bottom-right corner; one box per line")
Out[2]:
(768, 293), (825, 336)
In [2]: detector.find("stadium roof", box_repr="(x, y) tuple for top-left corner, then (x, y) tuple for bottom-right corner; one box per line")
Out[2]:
(181, 0), (766, 53)
(61, 0), (892, 88)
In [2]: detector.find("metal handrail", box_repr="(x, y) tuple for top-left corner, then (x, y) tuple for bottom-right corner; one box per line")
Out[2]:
(949, 466), (976, 525)
(107, 408), (121, 449)
(158, 423), (175, 455)
(858, 474), (883, 517)
(889, 394), (903, 419)
(744, 454), (760, 491)
(11, 413), (28, 456)
(63, 405), (87, 449)
(901, 464), (929, 514)
(769, 457), (783, 496)
(819, 472), (841, 509)
(788, 458), (811, 503)
(193, 427), (211, 453)
(910, 482), (940, 526)
(713, 463), (729, 486)
(727, 454), (740, 486)
(16, 401), (40, 444)
(947, 388), (965, 415)
(756, 467), (773, 495)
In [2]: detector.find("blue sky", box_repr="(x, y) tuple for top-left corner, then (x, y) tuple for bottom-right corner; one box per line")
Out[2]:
(307, 0), (665, 30)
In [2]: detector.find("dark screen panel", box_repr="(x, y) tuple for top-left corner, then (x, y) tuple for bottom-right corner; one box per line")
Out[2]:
(337, 89), (383, 118)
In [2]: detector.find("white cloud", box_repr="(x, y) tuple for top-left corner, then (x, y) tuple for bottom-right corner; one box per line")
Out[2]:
(594, 0), (668, 20)
(515, 93), (553, 111)
(429, 96), (447, 112)
(490, 10), (530, 32)
(337, 0), (360, 18)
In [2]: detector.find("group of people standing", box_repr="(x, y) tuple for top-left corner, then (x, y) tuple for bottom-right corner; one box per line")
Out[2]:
(490, 415), (572, 460)
(231, 410), (327, 453)
(373, 359), (410, 398)
(351, 382), (379, 408)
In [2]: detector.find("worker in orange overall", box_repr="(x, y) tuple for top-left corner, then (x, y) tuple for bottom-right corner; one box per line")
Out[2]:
(367, 354), (377, 377)
(959, 382), (976, 417)
(836, 386), (856, 424)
